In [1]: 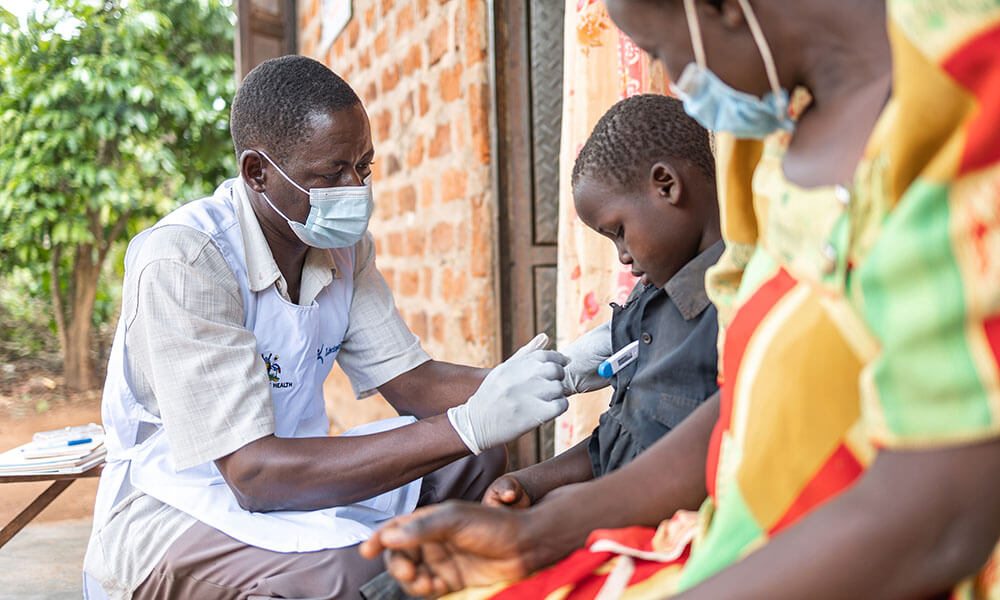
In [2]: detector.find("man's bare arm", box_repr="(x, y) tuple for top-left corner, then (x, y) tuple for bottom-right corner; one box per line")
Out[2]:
(675, 437), (1000, 600)
(361, 392), (719, 595)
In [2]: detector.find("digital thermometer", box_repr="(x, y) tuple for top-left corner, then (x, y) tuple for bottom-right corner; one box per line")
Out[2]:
(597, 340), (639, 378)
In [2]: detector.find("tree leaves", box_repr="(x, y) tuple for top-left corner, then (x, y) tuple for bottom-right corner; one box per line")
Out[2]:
(0, 0), (237, 375)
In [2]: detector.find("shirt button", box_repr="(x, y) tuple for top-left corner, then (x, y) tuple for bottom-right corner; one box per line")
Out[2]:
(641, 332), (652, 344)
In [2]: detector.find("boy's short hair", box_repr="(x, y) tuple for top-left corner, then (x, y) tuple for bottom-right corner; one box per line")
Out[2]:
(572, 94), (715, 190)
(230, 55), (361, 161)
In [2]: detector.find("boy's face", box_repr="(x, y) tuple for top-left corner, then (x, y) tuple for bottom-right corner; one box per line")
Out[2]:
(574, 170), (703, 289)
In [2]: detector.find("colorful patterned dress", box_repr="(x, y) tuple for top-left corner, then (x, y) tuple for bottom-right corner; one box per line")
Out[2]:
(447, 1), (1000, 598)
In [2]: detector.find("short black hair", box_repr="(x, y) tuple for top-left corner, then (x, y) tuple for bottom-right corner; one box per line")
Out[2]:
(571, 94), (714, 190)
(230, 55), (361, 161)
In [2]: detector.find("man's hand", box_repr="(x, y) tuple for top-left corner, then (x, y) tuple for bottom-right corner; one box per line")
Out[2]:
(482, 474), (532, 509)
(360, 502), (531, 597)
(561, 320), (613, 396)
(447, 334), (569, 454)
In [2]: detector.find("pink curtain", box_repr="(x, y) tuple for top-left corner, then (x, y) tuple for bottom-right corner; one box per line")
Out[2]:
(554, 0), (667, 453)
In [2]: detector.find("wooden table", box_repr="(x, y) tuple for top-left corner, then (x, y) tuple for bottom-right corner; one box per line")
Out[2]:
(0, 464), (103, 550)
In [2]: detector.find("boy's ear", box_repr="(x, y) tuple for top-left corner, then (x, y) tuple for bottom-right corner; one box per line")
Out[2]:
(650, 161), (683, 206)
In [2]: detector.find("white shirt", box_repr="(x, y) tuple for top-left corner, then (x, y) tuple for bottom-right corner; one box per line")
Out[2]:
(84, 180), (429, 598)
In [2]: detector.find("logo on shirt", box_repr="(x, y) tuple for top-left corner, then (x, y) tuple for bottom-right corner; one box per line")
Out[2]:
(315, 343), (342, 363)
(261, 352), (292, 389)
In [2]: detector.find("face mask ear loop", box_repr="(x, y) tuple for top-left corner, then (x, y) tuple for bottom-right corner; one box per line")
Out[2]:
(256, 150), (309, 196)
(683, 0), (708, 69)
(736, 0), (785, 110)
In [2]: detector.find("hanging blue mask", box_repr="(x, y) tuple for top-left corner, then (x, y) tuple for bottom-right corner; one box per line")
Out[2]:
(672, 0), (794, 140)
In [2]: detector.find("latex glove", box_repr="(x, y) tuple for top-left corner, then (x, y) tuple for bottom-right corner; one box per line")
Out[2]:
(447, 333), (569, 455)
(560, 320), (613, 396)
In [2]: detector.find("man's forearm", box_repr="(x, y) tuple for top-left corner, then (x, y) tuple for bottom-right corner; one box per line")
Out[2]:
(674, 438), (1000, 600)
(518, 393), (719, 571)
(216, 414), (471, 511)
(380, 360), (489, 418)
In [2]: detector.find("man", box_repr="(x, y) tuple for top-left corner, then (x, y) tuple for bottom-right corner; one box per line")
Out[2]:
(361, 1), (1000, 598)
(83, 55), (605, 600)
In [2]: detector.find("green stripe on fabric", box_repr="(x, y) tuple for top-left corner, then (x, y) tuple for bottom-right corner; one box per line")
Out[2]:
(677, 486), (764, 592)
(734, 247), (779, 308)
(858, 178), (992, 436)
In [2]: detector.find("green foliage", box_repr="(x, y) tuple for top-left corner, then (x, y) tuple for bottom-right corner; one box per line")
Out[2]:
(0, 0), (236, 363)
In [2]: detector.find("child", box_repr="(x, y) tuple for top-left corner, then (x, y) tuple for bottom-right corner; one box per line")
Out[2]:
(483, 94), (723, 508)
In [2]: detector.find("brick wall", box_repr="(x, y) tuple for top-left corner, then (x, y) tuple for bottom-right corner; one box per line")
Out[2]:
(297, 0), (498, 432)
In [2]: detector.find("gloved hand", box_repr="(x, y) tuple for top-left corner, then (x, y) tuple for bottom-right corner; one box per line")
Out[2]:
(447, 333), (569, 455)
(560, 320), (613, 396)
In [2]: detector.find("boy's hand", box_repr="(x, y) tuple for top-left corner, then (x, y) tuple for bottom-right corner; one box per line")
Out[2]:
(482, 474), (532, 509)
(447, 334), (569, 454)
(561, 320), (613, 396)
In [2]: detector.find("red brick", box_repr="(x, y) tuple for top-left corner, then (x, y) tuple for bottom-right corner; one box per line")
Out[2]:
(377, 189), (395, 221)
(380, 0), (394, 16)
(464, 0), (486, 65)
(470, 195), (492, 278)
(347, 19), (360, 48)
(428, 19), (448, 65)
(409, 310), (429, 340)
(422, 267), (433, 300)
(380, 267), (395, 289)
(398, 185), (417, 215)
(384, 154), (402, 176)
(396, 4), (414, 34)
(373, 109), (392, 142)
(375, 29), (389, 57)
(334, 33), (347, 59)
(441, 168), (467, 202)
(363, 81), (377, 105)
(420, 177), (435, 208)
(417, 0), (429, 19)
(438, 62), (463, 102)
(442, 268), (467, 303)
(382, 64), (401, 93)
(406, 135), (425, 169)
(460, 307), (474, 342)
(432, 313), (446, 344)
(431, 222), (455, 253)
(402, 44), (423, 76)
(359, 47), (372, 70)
(468, 83), (491, 164)
(400, 91), (415, 126)
(399, 269), (420, 297)
(365, 6), (376, 28)
(428, 122), (451, 158)
(387, 231), (404, 256)
(419, 83), (430, 116)
(405, 228), (425, 255)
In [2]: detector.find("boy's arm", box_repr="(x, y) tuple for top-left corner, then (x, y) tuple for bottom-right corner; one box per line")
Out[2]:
(482, 438), (596, 508)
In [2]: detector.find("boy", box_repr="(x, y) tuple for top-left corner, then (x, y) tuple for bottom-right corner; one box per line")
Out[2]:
(482, 94), (723, 508)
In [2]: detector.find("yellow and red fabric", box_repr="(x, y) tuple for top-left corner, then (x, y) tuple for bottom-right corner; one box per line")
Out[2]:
(447, 1), (1000, 597)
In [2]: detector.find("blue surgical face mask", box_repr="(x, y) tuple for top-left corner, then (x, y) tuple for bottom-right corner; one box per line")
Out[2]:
(669, 0), (795, 139)
(255, 150), (374, 249)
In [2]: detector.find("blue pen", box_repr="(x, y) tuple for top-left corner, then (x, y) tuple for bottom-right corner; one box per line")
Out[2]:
(67, 438), (92, 446)
(597, 340), (640, 378)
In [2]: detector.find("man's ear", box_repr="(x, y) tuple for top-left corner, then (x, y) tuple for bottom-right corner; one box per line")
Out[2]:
(239, 150), (266, 193)
(650, 161), (683, 206)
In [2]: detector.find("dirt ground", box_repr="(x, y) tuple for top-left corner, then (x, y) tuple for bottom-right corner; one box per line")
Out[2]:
(0, 369), (102, 525)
